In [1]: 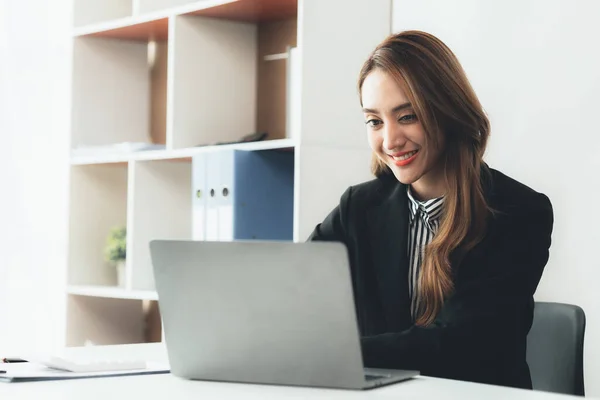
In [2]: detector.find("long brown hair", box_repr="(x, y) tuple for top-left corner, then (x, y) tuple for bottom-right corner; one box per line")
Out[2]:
(358, 31), (491, 326)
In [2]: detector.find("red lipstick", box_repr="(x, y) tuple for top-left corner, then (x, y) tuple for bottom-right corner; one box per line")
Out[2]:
(389, 149), (419, 166)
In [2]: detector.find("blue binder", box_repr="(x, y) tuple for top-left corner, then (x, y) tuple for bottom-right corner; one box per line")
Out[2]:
(192, 149), (294, 241)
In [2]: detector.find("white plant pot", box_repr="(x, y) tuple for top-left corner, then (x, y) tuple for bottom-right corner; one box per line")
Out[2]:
(116, 260), (126, 288)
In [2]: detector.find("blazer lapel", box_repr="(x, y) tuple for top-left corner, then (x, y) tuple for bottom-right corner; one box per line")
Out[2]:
(366, 180), (412, 332)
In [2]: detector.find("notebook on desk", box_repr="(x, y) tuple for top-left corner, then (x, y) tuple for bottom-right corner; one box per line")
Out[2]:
(0, 357), (169, 383)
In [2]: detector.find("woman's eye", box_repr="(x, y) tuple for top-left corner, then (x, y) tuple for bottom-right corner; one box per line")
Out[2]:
(365, 119), (382, 127)
(399, 114), (417, 122)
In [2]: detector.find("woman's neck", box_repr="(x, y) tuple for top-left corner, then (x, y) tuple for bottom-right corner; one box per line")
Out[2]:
(410, 166), (446, 201)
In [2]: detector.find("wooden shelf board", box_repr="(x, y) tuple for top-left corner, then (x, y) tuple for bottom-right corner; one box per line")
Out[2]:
(72, 0), (297, 40)
(71, 138), (296, 165)
(67, 285), (158, 301)
(74, 15), (169, 41)
(187, 0), (297, 22)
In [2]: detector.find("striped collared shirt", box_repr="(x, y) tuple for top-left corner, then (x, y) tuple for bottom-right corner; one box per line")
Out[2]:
(406, 187), (445, 319)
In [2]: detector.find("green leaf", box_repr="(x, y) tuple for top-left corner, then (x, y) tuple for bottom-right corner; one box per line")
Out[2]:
(104, 225), (127, 265)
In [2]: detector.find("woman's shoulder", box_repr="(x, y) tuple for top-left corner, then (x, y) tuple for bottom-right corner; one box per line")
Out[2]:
(339, 166), (553, 217)
(484, 166), (553, 218)
(342, 173), (403, 208)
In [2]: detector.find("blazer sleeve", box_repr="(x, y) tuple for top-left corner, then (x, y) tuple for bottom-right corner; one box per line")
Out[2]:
(306, 187), (352, 244)
(360, 193), (554, 381)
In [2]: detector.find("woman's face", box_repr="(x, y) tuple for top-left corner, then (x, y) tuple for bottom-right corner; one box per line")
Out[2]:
(361, 69), (445, 199)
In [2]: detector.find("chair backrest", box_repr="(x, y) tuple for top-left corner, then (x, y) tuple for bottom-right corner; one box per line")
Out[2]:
(526, 302), (586, 396)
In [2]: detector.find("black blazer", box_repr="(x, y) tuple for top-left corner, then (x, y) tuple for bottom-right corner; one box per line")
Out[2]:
(308, 166), (554, 389)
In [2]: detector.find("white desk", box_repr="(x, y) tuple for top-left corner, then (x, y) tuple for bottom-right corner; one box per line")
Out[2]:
(0, 343), (588, 400)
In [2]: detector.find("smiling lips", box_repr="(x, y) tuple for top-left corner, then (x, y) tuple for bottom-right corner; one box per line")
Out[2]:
(389, 149), (419, 166)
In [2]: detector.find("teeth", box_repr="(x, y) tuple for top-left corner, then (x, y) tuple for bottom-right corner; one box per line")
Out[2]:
(393, 150), (417, 161)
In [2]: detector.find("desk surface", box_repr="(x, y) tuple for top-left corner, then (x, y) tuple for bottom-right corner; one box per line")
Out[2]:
(0, 343), (588, 400)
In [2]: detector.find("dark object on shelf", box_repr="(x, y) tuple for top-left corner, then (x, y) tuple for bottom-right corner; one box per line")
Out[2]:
(196, 132), (269, 147)
(1, 358), (27, 363)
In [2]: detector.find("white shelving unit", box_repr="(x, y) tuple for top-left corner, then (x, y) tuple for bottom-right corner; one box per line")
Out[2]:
(67, 285), (159, 301)
(68, 164), (128, 288)
(71, 138), (295, 165)
(65, 0), (389, 347)
(73, 0), (134, 28)
(127, 159), (192, 291)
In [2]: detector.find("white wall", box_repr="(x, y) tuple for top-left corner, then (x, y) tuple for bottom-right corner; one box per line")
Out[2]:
(0, 1), (72, 354)
(295, 0), (391, 240)
(392, 0), (600, 395)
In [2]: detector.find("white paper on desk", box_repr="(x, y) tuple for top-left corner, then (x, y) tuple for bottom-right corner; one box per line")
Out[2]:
(0, 361), (170, 383)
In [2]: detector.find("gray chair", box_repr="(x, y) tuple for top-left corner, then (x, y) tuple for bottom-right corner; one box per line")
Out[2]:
(526, 302), (586, 396)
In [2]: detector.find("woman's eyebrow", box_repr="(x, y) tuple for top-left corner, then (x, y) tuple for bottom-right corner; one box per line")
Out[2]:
(362, 102), (412, 114)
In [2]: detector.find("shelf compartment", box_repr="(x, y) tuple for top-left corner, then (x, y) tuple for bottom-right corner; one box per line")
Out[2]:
(68, 164), (129, 287)
(169, 11), (298, 149)
(66, 296), (161, 346)
(256, 18), (297, 142)
(128, 160), (192, 291)
(168, 14), (258, 148)
(66, 295), (145, 346)
(71, 35), (168, 152)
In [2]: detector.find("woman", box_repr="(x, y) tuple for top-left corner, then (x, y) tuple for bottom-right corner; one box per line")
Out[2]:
(308, 30), (553, 389)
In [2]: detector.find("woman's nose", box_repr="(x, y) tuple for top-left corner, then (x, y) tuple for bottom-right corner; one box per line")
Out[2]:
(382, 124), (406, 151)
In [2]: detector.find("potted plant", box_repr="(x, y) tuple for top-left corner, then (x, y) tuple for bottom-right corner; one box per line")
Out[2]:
(104, 225), (127, 287)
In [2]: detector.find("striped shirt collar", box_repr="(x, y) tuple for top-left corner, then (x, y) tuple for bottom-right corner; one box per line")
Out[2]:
(406, 187), (445, 229)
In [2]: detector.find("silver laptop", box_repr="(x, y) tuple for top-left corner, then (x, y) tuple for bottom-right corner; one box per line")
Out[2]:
(149, 240), (419, 390)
